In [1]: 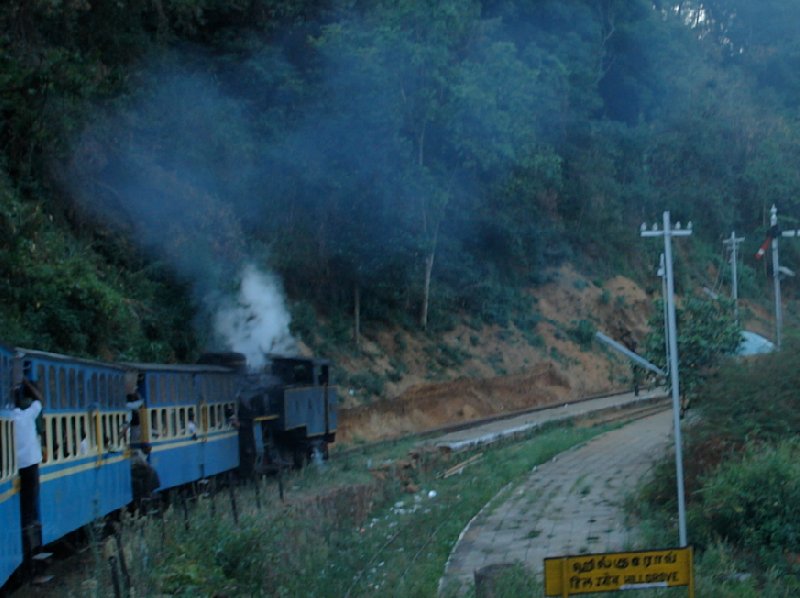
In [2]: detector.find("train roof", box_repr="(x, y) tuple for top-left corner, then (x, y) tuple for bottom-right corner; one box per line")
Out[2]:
(122, 362), (235, 375)
(267, 354), (331, 366)
(15, 347), (130, 372)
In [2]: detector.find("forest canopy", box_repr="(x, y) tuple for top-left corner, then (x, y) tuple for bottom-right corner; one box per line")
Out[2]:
(1, 0), (799, 360)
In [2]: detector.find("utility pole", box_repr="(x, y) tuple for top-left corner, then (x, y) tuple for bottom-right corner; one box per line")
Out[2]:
(657, 253), (670, 373)
(641, 212), (692, 548)
(771, 206), (783, 350)
(723, 232), (745, 326)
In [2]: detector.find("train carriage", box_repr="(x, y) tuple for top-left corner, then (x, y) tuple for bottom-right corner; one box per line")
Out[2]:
(261, 357), (337, 464)
(129, 363), (239, 490)
(2, 346), (336, 593)
(17, 348), (133, 546)
(0, 411), (21, 589)
(0, 342), (21, 588)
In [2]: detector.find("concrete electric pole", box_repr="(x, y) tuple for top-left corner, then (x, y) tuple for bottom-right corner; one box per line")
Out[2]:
(657, 253), (670, 374)
(723, 232), (745, 326)
(641, 211), (691, 548)
(770, 205), (783, 350)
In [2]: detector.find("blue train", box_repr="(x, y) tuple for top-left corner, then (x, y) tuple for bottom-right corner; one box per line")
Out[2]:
(0, 347), (337, 590)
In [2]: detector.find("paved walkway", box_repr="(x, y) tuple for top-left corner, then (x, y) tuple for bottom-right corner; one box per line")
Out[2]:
(438, 408), (674, 595)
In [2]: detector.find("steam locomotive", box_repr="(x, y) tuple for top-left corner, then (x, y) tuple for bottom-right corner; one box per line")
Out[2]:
(0, 345), (337, 589)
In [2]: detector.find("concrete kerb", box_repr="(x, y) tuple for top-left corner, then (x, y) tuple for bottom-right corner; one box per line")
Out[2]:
(432, 389), (668, 454)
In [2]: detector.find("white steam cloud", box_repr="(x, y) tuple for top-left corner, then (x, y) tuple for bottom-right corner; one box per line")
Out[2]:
(213, 264), (296, 370)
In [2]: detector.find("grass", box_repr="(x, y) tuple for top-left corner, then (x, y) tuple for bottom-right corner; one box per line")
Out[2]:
(49, 423), (609, 597)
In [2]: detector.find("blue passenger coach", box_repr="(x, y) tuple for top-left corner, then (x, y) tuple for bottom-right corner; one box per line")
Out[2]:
(0, 409), (21, 589)
(130, 363), (239, 490)
(0, 342), (21, 588)
(19, 349), (132, 545)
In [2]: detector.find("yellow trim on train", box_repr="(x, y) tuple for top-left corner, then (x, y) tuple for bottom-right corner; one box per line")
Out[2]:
(0, 477), (20, 503)
(254, 415), (279, 422)
(150, 430), (238, 453)
(40, 453), (129, 483)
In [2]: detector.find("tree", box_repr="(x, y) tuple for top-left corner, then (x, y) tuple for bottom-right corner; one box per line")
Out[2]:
(644, 295), (742, 405)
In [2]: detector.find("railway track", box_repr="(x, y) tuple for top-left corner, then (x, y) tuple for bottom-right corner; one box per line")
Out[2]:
(332, 387), (670, 459)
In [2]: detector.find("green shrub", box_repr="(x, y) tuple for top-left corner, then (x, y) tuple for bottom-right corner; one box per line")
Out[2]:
(567, 319), (596, 350)
(693, 440), (800, 559)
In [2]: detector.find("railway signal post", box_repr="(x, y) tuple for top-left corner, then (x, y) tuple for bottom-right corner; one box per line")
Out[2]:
(768, 204), (800, 350)
(640, 211), (691, 547)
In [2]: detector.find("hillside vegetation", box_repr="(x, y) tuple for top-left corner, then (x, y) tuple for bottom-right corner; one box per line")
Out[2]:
(1, 1), (799, 401)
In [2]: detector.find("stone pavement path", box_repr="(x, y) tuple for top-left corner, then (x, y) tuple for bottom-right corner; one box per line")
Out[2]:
(438, 408), (674, 595)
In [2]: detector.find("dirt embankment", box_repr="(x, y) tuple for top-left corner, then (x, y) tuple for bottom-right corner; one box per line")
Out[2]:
(338, 363), (571, 443)
(336, 266), (656, 444)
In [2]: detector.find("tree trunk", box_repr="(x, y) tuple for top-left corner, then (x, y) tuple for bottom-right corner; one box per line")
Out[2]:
(420, 246), (435, 331)
(353, 282), (361, 349)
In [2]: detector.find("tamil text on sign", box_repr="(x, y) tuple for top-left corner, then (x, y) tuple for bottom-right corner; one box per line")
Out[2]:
(544, 546), (693, 597)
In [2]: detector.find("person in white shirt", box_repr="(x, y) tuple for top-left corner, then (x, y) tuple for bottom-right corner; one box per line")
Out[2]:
(187, 409), (197, 440)
(13, 377), (44, 554)
(122, 391), (144, 446)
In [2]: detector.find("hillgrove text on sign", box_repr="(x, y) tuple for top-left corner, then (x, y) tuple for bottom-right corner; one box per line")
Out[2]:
(544, 546), (694, 597)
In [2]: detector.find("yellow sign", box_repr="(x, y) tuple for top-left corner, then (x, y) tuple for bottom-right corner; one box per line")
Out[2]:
(544, 547), (694, 597)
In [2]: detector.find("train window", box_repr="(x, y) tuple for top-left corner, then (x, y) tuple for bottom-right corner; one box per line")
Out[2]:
(223, 403), (234, 429)
(178, 409), (186, 436)
(7, 420), (13, 476)
(114, 413), (122, 447)
(150, 410), (159, 439)
(111, 414), (119, 448)
(49, 417), (59, 462)
(66, 416), (74, 457)
(160, 410), (168, 438)
(113, 413), (123, 448)
(78, 418), (87, 455)
(1, 420), (7, 480)
(0, 422), (5, 480)
(209, 405), (217, 429)
(99, 415), (106, 451)
(102, 414), (112, 450)
(169, 410), (177, 437)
